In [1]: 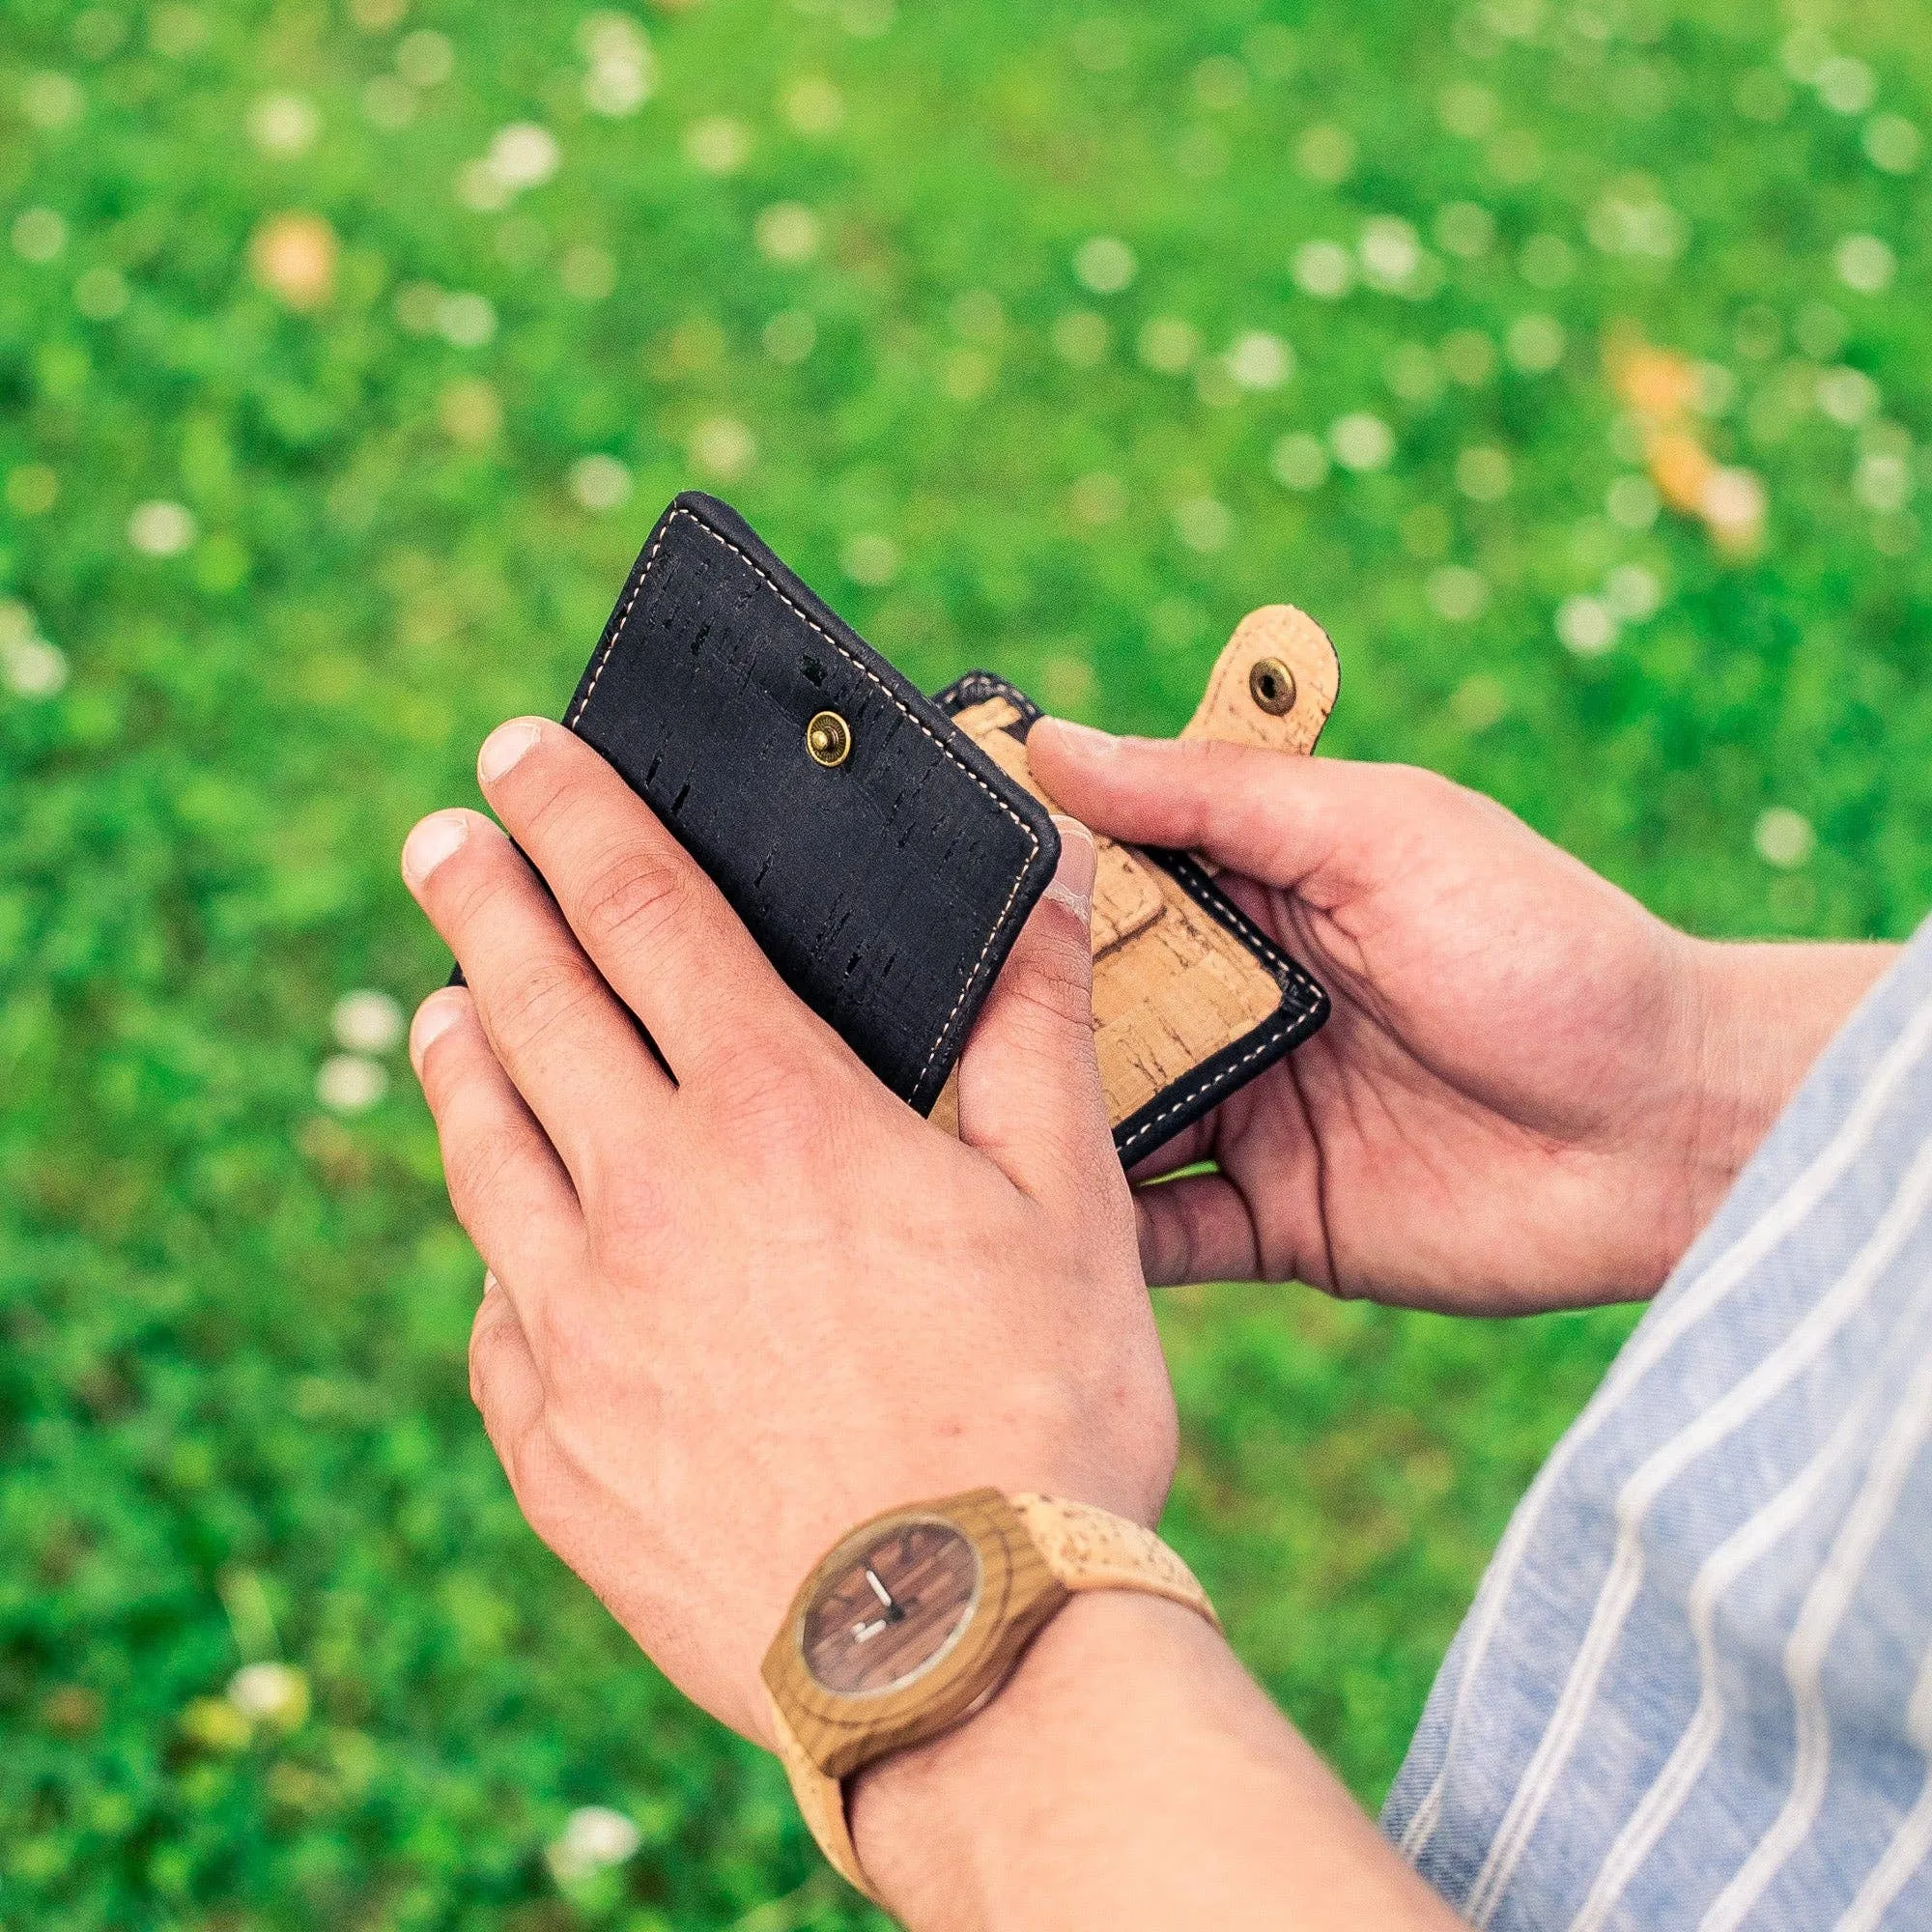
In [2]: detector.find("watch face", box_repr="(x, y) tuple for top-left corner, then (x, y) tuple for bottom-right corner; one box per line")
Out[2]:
(800, 1518), (982, 1697)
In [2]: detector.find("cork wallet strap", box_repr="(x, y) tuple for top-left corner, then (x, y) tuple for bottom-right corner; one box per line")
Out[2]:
(561, 494), (1061, 1117)
(931, 671), (1329, 1164)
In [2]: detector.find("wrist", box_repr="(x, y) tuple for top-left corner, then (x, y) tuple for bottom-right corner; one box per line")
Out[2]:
(1672, 936), (1897, 1251)
(847, 1591), (1221, 1930)
(848, 1588), (1451, 1932)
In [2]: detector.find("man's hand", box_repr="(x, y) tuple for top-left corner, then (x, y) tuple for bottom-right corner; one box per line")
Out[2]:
(401, 717), (1173, 1746)
(1030, 721), (1891, 1314)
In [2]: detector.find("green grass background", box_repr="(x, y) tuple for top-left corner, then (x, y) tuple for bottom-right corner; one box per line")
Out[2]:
(3, 0), (1928, 1923)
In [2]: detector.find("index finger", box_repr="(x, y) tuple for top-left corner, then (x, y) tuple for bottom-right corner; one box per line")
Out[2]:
(472, 717), (802, 1084)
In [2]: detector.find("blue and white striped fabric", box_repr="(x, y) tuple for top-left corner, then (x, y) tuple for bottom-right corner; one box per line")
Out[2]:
(1382, 920), (1932, 1930)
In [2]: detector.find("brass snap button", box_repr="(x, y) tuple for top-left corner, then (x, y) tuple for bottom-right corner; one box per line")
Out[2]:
(1248, 656), (1296, 716)
(805, 709), (852, 768)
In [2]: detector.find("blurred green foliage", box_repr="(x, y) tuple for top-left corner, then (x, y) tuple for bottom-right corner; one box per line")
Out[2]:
(2, 0), (1927, 1923)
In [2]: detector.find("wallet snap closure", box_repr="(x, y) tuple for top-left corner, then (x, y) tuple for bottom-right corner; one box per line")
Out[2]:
(805, 710), (852, 768)
(1248, 656), (1296, 716)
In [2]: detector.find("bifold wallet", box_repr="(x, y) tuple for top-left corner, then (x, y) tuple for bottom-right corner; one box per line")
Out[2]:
(552, 490), (1334, 1164)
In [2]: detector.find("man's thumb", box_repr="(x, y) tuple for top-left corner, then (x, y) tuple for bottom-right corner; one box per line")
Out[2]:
(953, 815), (1114, 1198)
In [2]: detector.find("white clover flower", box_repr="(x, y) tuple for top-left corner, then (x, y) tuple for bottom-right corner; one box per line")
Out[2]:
(12, 208), (68, 263)
(227, 1662), (310, 1729)
(1700, 468), (1767, 547)
(547, 1805), (642, 1886)
(248, 93), (320, 156)
(1605, 563), (1662, 622)
(1329, 412), (1394, 472)
(1434, 202), (1494, 259)
(331, 990), (405, 1055)
(1814, 55), (1875, 116)
(1295, 123), (1354, 185)
(1269, 432), (1327, 492)
(1359, 216), (1421, 292)
(1854, 451), (1913, 514)
(782, 75), (844, 136)
(488, 124), (561, 192)
(3, 634), (69, 698)
(569, 454), (633, 512)
(1816, 366), (1878, 426)
(437, 292), (497, 348)
(455, 159), (510, 213)
(1137, 317), (1199, 375)
(1427, 566), (1489, 623)
(840, 532), (898, 585)
(128, 500), (197, 556)
(22, 72), (83, 130)
(754, 202), (819, 265)
(1073, 236), (1136, 295)
(1051, 310), (1110, 366)
(1292, 240), (1353, 299)
(1834, 234), (1895, 296)
(1225, 331), (1293, 391)
(1173, 497), (1231, 553)
(684, 116), (750, 175)
(1754, 807), (1814, 869)
(580, 14), (654, 116)
(1506, 314), (1566, 375)
(1863, 115), (1922, 175)
(317, 1055), (388, 1114)
(1556, 595), (1616, 656)
(1456, 446), (1512, 502)
(397, 29), (454, 86)
(1587, 185), (1688, 259)
(689, 417), (755, 481)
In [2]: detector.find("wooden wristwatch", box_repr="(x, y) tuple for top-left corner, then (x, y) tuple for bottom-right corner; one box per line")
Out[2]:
(761, 1488), (1218, 1900)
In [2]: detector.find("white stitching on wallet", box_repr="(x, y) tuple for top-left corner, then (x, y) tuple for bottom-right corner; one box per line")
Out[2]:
(566, 504), (1039, 1096)
(1111, 860), (1322, 1160)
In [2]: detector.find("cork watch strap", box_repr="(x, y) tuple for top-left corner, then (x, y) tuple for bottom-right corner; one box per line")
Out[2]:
(764, 1492), (1216, 1903)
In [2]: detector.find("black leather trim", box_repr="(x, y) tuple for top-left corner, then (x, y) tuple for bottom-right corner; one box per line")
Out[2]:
(932, 671), (1329, 1164)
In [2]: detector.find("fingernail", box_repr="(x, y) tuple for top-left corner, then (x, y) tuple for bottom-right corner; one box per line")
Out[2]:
(1040, 718), (1121, 758)
(402, 810), (469, 887)
(478, 719), (544, 783)
(410, 988), (467, 1072)
(1046, 814), (1097, 915)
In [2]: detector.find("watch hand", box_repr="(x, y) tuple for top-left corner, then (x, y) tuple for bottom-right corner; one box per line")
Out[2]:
(866, 1567), (894, 1609)
(851, 1616), (889, 1642)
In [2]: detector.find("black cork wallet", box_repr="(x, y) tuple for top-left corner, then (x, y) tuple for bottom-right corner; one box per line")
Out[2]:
(558, 492), (1061, 1116)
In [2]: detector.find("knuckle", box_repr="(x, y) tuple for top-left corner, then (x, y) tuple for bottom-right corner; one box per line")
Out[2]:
(711, 1051), (832, 1152)
(1004, 926), (1095, 1033)
(575, 840), (689, 954)
(445, 1122), (528, 1227)
(468, 1295), (521, 1407)
(490, 953), (599, 1059)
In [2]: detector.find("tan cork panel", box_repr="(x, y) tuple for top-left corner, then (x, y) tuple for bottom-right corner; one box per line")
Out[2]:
(946, 695), (1288, 1133)
(1181, 604), (1339, 757)
(952, 702), (1165, 956)
(1090, 871), (1284, 1126)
